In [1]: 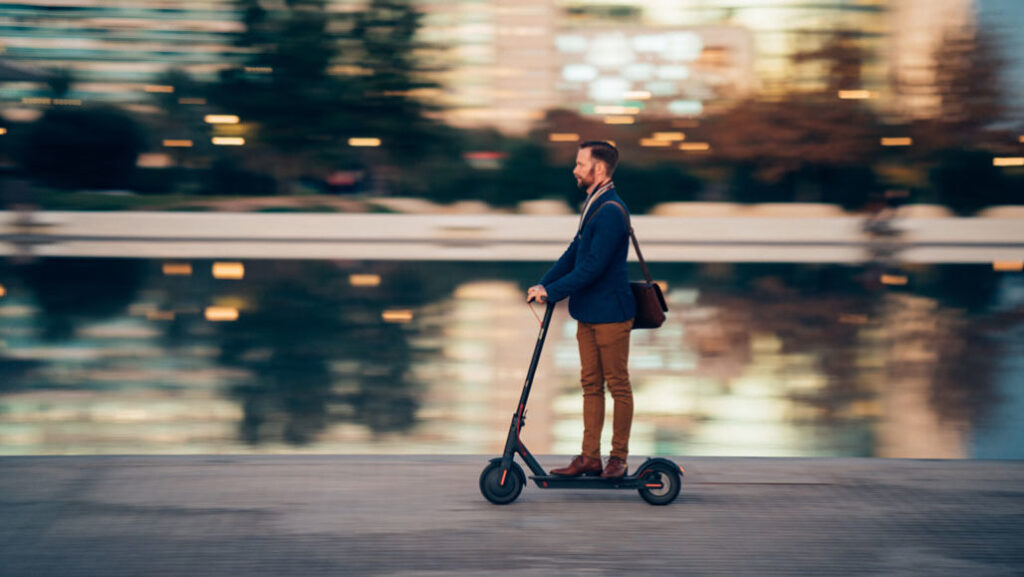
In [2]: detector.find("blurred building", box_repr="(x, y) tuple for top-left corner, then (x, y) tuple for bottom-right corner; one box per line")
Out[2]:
(557, 0), (890, 96)
(0, 1), (244, 111)
(887, 0), (974, 119)
(551, 26), (755, 118)
(417, 0), (559, 132)
(417, 0), (895, 132)
(0, 0), (1003, 132)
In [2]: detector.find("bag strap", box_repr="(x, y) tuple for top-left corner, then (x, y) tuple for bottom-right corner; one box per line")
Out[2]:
(583, 201), (653, 284)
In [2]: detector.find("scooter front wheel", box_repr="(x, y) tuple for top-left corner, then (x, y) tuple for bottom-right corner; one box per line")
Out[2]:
(479, 461), (525, 505)
(637, 462), (681, 506)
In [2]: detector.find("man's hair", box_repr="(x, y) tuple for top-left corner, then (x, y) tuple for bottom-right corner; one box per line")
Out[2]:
(579, 140), (619, 175)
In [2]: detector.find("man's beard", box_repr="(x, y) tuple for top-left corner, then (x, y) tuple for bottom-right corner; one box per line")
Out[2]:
(576, 170), (593, 192)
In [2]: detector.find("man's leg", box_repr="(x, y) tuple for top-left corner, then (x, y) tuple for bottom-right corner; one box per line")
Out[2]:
(593, 319), (633, 462)
(577, 321), (605, 461)
(551, 321), (605, 476)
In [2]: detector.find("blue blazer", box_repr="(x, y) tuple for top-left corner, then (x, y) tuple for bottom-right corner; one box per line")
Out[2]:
(540, 188), (636, 324)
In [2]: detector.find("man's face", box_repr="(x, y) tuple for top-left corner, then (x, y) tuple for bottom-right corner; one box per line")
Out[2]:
(573, 148), (600, 192)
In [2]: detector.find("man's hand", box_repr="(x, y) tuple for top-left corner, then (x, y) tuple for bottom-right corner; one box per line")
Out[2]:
(526, 285), (548, 303)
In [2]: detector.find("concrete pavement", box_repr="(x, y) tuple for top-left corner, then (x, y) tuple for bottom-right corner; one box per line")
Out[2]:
(1, 456), (1023, 576)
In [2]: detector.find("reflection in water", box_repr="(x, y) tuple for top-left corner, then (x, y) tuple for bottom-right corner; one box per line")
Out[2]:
(17, 258), (146, 340)
(211, 264), (421, 445)
(0, 258), (1021, 458)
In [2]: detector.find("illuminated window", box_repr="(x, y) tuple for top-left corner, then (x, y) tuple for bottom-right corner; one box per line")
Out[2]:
(881, 137), (912, 147)
(623, 63), (655, 81)
(679, 142), (710, 151)
(162, 263), (193, 276)
(349, 274), (382, 287)
(993, 261), (1023, 272)
(663, 32), (704, 62)
(211, 137), (245, 146)
(205, 115), (240, 124)
(880, 274), (908, 286)
(562, 64), (598, 83)
(589, 77), (631, 102)
(205, 306), (239, 322)
(555, 35), (587, 53)
(656, 65), (691, 80)
(645, 81), (679, 97)
(382, 309), (414, 323)
(349, 138), (382, 147)
(668, 100), (703, 116)
(212, 262), (244, 280)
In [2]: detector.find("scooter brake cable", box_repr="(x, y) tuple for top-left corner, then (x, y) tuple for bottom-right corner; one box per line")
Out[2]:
(527, 300), (542, 327)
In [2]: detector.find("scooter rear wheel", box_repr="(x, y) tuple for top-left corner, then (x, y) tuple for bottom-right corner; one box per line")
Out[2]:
(637, 462), (681, 506)
(479, 461), (525, 505)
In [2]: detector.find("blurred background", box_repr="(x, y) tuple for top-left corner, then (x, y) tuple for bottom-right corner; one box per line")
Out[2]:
(0, 0), (1021, 458)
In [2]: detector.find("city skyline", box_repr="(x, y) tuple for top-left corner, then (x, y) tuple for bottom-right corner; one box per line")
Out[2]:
(0, 0), (1019, 134)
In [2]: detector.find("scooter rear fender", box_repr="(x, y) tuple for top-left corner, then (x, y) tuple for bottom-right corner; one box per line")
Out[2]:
(632, 457), (685, 478)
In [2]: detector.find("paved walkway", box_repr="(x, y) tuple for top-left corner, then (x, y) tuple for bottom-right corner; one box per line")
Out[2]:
(2, 456), (1022, 576)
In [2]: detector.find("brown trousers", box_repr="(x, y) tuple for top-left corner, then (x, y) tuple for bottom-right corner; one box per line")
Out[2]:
(577, 318), (634, 461)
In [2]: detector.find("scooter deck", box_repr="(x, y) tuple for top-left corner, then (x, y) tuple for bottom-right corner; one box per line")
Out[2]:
(529, 474), (662, 490)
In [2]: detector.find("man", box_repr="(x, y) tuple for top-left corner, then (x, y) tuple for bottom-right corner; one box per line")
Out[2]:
(527, 140), (635, 479)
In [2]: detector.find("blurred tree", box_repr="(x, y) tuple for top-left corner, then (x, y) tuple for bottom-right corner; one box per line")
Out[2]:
(402, 154), (480, 202)
(927, 148), (1010, 215)
(134, 68), (211, 194)
(613, 163), (702, 214)
(915, 263), (1003, 313)
(20, 107), (145, 190)
(350, 0), (446, 162)
(928, 316), (1002, 432)
(728, 163), (792, 204)
(0, 261), (43, 391)
(17, 258), (146, 340)
(712, 30), (882, 208)
(209, 0), (447, 190)
(909, 26), (1016, 213)
(712, 97), (881, 207)
(931, 25), (1008, 148)
(492, 141), (565, 207)
(150, 68), (205, 138)
(878, 291), (1002, 448)
(693, 264), (882, 450)
(46, 67), (73, 99)
(528, 110), (706, 211)
(210, 0), (358, 182)
(213, 262), (425, 445)
(413, 139), (566, 208)
(792, 30), (869, 96)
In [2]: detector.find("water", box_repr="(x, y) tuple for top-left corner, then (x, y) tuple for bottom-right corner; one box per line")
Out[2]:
(0, 258), (1021, 458)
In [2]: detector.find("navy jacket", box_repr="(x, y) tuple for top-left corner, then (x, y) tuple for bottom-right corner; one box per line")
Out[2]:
(540, 187), (636, 324)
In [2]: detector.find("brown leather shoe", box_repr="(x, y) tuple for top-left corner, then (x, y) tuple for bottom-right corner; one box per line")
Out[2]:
(550, 455), (602, 477)
(601, 457), (627, 478)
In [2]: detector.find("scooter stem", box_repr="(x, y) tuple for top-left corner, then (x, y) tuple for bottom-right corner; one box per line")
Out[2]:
(501, 301), (555, 462)
(518, 301), (555, 411)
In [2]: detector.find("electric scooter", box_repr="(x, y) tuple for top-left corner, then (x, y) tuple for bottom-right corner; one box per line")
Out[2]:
(479, 301), (683, 506)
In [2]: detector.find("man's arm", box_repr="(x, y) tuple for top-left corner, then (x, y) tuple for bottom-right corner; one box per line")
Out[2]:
(543, 207), (628, 303)
(539, 237), (579, 287)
